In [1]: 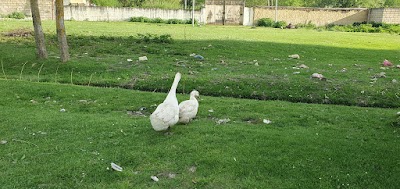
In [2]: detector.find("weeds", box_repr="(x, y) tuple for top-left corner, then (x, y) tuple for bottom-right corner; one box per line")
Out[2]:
(1, 60), (6, 79)
(136, 33), (173, 43)
(19, 61), (28, 80)
(130, 16), (197, 25)
(7, 12), (25, 19)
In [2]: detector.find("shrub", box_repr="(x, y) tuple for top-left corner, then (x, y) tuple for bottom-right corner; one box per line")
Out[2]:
(129, 17), (195, 25)
(296, 21), (316, 29)
(150, 18), (164, 23)
(129, 16), (149, 22)
(273, 21), (287, 28)
(7, 12), (25, 19)
(136, 33), (173, 43)
(257, 18), (274, 27)
(166, 19), (182, 24)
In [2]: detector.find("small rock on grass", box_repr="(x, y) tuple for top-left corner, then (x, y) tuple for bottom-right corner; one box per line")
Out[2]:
(263, 119), (272, 124)
(139, 56), (148, 61)
(189, 166), (197, 173)
(288, 54), (300, 59)
(151, 176), (159, 182)
(110, 162), (123, 172)
(1, 140), (7, 145)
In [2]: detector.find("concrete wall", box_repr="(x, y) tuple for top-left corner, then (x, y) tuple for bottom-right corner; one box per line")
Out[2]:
(63, 6), (202, 22)
(253, 7), (369, 26)
(1, 0), (400, 26)
(205, 4), (243, 24)
(369, 8), (400, 24)
(0, 0), (54, 20)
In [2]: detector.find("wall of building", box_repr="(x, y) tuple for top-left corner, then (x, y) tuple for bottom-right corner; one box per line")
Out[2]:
(0, 0), (54, 20)
(253, 7), (369, 26)
(369, 8), (400, 24)
(63, 6), (202, 22)
(1, 0), (400, 26)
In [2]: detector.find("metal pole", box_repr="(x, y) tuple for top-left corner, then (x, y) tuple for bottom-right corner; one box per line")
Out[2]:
(192, 0), (195, 27)
(275, 0), (278, 22)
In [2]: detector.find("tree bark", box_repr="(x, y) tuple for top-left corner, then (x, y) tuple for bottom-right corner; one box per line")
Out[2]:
(30, 0), (48, 59)
(55, 0), (70, 63)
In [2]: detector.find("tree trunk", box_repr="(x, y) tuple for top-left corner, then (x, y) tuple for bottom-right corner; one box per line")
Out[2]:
(55, 0), (70, 63)
(30, 0), (48, 59)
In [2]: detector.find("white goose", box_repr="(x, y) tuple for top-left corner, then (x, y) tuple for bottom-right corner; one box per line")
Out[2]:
(150, 72), (181, 131)
(178, 90), (200, 124)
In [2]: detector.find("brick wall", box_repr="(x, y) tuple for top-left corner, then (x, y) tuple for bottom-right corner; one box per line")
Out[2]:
(369, 8), (400, 24)
(253, 7), (369, 26)
(0, 0), (54, 20)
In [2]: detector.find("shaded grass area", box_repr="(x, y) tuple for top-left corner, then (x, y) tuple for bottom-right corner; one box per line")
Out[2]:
(1, 79), (399, 188)
(0, 30), (399, 107)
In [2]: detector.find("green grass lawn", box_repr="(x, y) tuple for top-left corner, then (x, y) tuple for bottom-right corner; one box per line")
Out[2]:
(1, 20), (400, 188)
(1, 20), (400, 107)
(1, 80), (399, 188)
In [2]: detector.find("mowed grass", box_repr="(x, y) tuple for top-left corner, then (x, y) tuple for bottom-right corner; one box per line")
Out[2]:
(1, 79), (399, 188)
(0, 21), (399, 107)
(0, 20), (400, 188)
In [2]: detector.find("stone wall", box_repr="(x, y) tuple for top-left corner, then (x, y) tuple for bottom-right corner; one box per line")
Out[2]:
(0, 0), (54, 20)
(253, 7), (369, 26)
(369, 8), (400, 24)
(64, 6), (202, 22)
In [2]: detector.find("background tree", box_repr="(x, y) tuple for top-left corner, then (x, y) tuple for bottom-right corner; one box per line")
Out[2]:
(30, 0), (48, 59)
(55, 0), (70, 62)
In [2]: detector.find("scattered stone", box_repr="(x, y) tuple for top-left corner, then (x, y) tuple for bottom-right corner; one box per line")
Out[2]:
(293, 72), (300, 74)
(151, 176), (159, 182)
(60, 108), (66, 112)
(30, 99), (38, 104)
(254, 62), (259, 66)
(216, 118), (230, 125)
(392, 79), (398, 83)
(168, 173), (176, 179)
(288, 54), (300, 59)
(127, 110), (146, 117)
(189, 166), (197, 173)
(396, 65), (400, 69)
(311, 73), (325, 80)
(138, 56), (148, 61)
(375, 72), (386, 78)
(193, 54), (204, 60)
(298, 64), (309, 69)
(263, 119), (272, 124)
(208, 109), (214, 113)
(0, 140), (7, 145)
(340, 68), (347, 72)
(127, 59), (133, 62)
(111, 162), (123, 172)
(79, 100), (88, 103)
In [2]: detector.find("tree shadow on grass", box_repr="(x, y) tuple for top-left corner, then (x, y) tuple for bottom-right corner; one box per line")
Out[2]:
(0, 34), (399, 108)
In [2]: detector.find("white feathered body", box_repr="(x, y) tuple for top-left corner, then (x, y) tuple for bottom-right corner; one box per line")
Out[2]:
(179, 90), (199, 124)
(150, 73), (181, 131)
